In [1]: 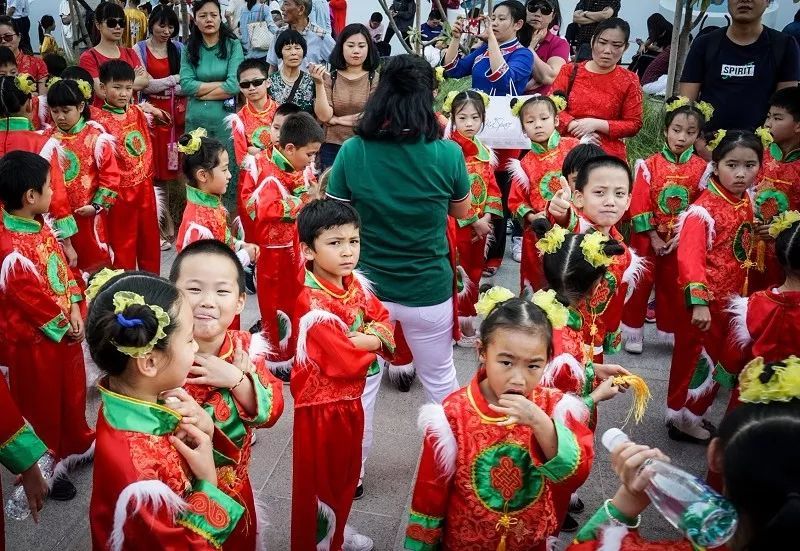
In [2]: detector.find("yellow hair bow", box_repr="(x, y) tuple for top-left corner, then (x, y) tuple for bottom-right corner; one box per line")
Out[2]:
(535, 224), (568, 256)
(707, 129), (727, 152)
(581, 231), (613, 268)
(695, 100), (714, 122)
(85, 268), (125, 302)
(665, 96), (690, 113)
(549, 94), (567, 113)
(75, 79), (93, 101)
(739, 356), (800, 404)
(435, 66), (446, 86)
(510, 98), (525, 118)
(177, 127), (207, 155)
(531, 289), (568, 329)
(475, 286), (516, 318)
(14, 73), (35, 96)
(442, 91), (459, 115)
(112, 291), (171, 358)
(755, 126), (775, 150)
(768, 210), (800, 238)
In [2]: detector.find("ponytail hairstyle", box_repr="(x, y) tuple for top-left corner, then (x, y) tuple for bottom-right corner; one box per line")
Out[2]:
(709, 129), (764, 165)
(478, 295), (555, 359)
(664, 95), (712, 130)
(86, 271), (183, 376)
(442, 89), (488, 125)
(495, 1), (533, 47)
(61, 65), (97, 105)
(177, 128), (226, 185)
(46, 79), (91, 122)
(0, 75), (32, 118)
(38, 15), (55, 44)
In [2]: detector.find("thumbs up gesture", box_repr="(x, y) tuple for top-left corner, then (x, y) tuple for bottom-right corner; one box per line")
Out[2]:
(548, 177), (573, 222)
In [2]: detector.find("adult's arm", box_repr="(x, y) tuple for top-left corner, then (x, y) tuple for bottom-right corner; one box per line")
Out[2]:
(583, 6), (615, 22)
(678, 33), (707, 99)
(135, 42), (180, 94)
(266, 36), (280, 74)
(313, 71), (333, 123)
(484, 44), (534, 95)
(606, 76), (643, 139)
(219, 39), (245, 96)
(678, 82), (701, 101)
(179, 47), (203, 97)
(442, 45), (482, 79)
(240, 9), (251, 52)
(530, 38), (569, 87)
(776, 31), (800, 89)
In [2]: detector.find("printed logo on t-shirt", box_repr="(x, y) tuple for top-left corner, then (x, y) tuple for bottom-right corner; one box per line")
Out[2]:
(721, 62), (755, 79)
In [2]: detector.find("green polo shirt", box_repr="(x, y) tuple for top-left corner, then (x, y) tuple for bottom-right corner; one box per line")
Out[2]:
(327, 135), (471, 307)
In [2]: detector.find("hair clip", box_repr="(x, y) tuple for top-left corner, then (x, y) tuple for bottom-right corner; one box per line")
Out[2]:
(177, 127), (207, 155)
(581, 231), (613, 268)
(665, 96), (690, 113)
(707, 129), (727, 152)
(739, 356), (800, 404)
(768, 210), (800, 238)
(442, 91), (459, 115)
(755, 126), (775, 150)
(549, 94), (567, 113)
(75, 79), (93, 100)
(535, 224), (568, 256)
(475, 286), (515, 318)
(85, 267), (125, 302)
(695, 100), (714, 121)
(531, 289), (568, 329)
(112, 291), (171, 358)
(14, 73), (35, 96)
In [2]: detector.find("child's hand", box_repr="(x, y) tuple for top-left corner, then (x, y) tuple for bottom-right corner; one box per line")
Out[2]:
(61, 239), (77, 268)
(594, 363), (630, 380)
(692, 305), (711, 332)
(74, 204), (96, 217)
(242, 243), (259, 264)
(190, 354), (244, 389)
(69, 303), (84, 342)
(611, 441), (670, 497)
(548, 177), (572, 221)
(649, 231), (667, 255)
(488, 393), (545, 427)
(161, 388), (215, 439)
(348, 332), (381, 352)
(755, 223), (773, 240)
(20, 463), (47, 523)
(169, 423), (218, 487)
(247, 146), (261, 156)
(591, 377), (624, 402)
(660, 237), (677, 256)
(231, 337), (255, 374)
(471, 215), (493, 242)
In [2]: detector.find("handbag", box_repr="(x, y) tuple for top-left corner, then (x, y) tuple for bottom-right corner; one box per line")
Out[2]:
(476, 80), (531, 150)
(247, 4), (273, 52)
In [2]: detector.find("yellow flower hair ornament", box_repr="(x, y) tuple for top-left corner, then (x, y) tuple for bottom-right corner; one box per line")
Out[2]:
(739, 356), (800, 404)
(475, 90), (490, 108)
(45, 76), (61, 89)
(14, 73), (36, 96)
(475, 286), (516, 318)
(768, 210), (800, 238)
(707, 129), (727, 152)
(442, 91), (459, 115)
(535, 224), (568, 256)
(85, 268), (125, 302)
(510, 98), (526, 118)
(549, 94), (567, 113)
(435, 66), (446, 86)
(695, 100), (714, 122)
(755, 126), (775, 150)
(76, 79), (93, 101)
(612, 374), (652, 424)
(531, 289), (568, 329)
(581, 232), (613, 268)
(665, 96), (690, 113)
(112, 291), (171, 358)
(177, 127), (207, 155)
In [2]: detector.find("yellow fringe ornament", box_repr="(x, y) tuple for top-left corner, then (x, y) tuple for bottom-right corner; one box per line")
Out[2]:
(580, 232), (613, 268)
(535, 224), (568, 256)
(549, 94), (567, 113)
(46, 75), (61, 89)
(768, 210), (800, 238)
(707, 129), (727, 152)
(531, 289), (568, 329)
(665, 96), (690, 113)
(177, 127), (207, 155)
(85, 268), (125, 302)
(14, 73), (35, 95)
(739, 356), (800, 404)
(475, 286), (516, 318)
(612, 374), (652, 424)
(442, 91), (459, 115)
(695, 100), (714, 122)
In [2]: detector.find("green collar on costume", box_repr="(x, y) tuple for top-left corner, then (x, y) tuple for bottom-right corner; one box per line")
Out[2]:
(98, 383), (181, 436)
(473, 136), (491, 163)
(304, 269), (322, 290)
(102, 102), (127, 115)
(66, 117), (88, 135)
(567, 307), (582, 330)
(0, 116), (34, 131)
(769, 142), (800, 163)
(272, 147), (295, 172)
(531, 131), (560, 154)
(186, 185), (222, 208)
(661, 144), (694, 164)
(2, 209), (40, 233)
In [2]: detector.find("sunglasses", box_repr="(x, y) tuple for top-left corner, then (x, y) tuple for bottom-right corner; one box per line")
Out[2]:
(526, 1), (553, 15)
(239, 78), (267, 89)
(0, 33), (16, 43)
(104, 18), (126, 29)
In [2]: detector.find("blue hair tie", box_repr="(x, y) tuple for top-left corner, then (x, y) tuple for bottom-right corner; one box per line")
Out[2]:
(116, 313), (144, 328)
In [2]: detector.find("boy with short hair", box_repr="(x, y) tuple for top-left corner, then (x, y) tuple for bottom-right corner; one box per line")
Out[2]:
(227, 58), (279, 166)
(292, 199), (394, 551)
(0, 151), (95, 500)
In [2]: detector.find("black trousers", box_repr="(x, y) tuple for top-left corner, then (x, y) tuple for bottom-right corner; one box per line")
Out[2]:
(486, 169), (522, 263)
(382, 21), (412, 51)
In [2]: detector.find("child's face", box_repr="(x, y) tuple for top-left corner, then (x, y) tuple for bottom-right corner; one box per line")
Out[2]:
(152, 298), (198, 390)
(50, 104), (84, 132)
(174, 252), (245, 343)
(301, 223), (361, 283)
(270, 113), (287, 145)
(573, 166), (631, 231)
(30, 173), (53, 214)
(522, 102), (557, 145)
(0, 63), (17, 76)
(239, 67), (268, 106)
(453, 102), (483, 138)
(665, 113), (700, 156)
(764, 106), (800, 145)
(283, 142), (321, 170)
(101, 79), (134, 108)
(694, 135), (712, 162)
(713, 145), (760, 197)
(479, 328), (548, 401)
(197, 150), (231, 195)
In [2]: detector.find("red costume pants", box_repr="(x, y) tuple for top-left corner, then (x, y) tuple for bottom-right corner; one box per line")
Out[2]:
(256, 245), (300, 371)
(292, 401), (363, 551)
(455, 227), (486, 318)
(520, 227), (546, 296)
(622, 234), (679, 336)
(72, 212), (113, 282)
(106, 182), (160, 274)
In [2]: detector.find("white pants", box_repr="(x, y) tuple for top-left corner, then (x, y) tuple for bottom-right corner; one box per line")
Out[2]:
(360, 298), (459, 482)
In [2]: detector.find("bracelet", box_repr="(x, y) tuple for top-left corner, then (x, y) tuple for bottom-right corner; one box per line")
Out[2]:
(92, 203), (102, 213)
(603, 499), (641, 529)
(229, 371), (246, 391)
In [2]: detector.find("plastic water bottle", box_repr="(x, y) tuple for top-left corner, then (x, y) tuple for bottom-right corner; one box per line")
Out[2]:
(5, 453), (55, 521)
(602, 428), (738, 547)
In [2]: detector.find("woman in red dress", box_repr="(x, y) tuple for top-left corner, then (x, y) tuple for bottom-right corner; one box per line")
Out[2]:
(0, 16), (46, 94)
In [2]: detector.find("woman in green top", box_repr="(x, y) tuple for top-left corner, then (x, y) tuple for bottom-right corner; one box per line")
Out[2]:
(326, 54), (471, 494)
(180, 0), (244, 211)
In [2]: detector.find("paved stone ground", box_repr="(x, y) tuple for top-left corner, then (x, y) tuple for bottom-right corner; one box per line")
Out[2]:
(3, 244), (729, 550)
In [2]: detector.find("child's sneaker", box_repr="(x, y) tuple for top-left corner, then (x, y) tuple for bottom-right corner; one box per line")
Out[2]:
(354, 483), (364, 500)
(456, 334), (479, 348)
(568, 494), (585, 514)
(560, 513), (579, 533)
(343, 525), (374, 551)
(645, 298), (656, 323)
(511, 236), (522, 263)
(50, 475), (77, 501)
(624, 334), (643, 354)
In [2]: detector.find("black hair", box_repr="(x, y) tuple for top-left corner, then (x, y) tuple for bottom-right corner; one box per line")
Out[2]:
(356, 54), (441, 142)
(0, 75), (32, 117)
(94, 0), (126, 40)
(274, 29), (308, 59)
(61, 65), (95, 104)
(479, 297), (555, 359)
(279, 112), (324, 148)
(237, 58), (269, 80)
(770, 87), (800, 123)
(186, 0), (238, 67)
(297, 199), (361, 249)
(99, 59), (136, 84)
(178, 132), (227, 184)
(646, 13), (672, 49)
(511, 93), (561, 121)
(562, 143), (606, 177)
(43, 54), (67, 79)
(429, 9), (443, 21)
(86, 272), (183, 377)
(169, 239), (245, 293)
(717, 399), (800, 550)
(575, 155), (633, 192)
(775, 219), (800, 274)
(142, 3), (152, 16)
(710, 129), (763, 164)
(0, 46), (15, 68)
(0, 151), (50, 210)
(664, 95), (708, 130)
(795, 8), (800, 23)
(449, 90), (486, 125)
(149, 5), (181, 74)
(532, 218), (625, 306)
(47, 79), (91, 121)
(275, 102), (302, 118)
(591, 17), (631, 44)
(329, 24), (380, 72)
(526, 0), (562, 31)
(0, 16), (17, 36)
(38, 15), (55, 44)
(370, 12), (383, 23)
(495, 1), (533, 47)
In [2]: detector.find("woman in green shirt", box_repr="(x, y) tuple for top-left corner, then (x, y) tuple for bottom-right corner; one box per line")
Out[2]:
(180, 0), (244, 210)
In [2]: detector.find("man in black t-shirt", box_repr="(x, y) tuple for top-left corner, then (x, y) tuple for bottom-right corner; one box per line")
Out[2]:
(573, 0), (621, 60)
(680, 0), (800, 131)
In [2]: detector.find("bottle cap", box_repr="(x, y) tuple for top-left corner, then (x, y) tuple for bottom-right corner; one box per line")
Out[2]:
(602, 428), (630, 452)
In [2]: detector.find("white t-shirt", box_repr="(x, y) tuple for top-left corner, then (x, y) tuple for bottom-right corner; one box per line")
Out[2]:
(8, 0), (29, 19)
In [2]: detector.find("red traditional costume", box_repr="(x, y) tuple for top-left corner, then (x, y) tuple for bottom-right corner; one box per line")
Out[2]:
(669, 179), (754, 426)
(90, 382), (245, 550)
(508, 132), (580, 294)
(404, 370), (593, 551)
(227, 99), (279, 167)
(184, 330), (284, 550)
(94, 103), (161, 274)
(0, 376), (48, 551)
(45, 118), (120, 280)
(622, 147), (709, 340)
(291, 269), (394, 551)
(0, 211), (95, 466)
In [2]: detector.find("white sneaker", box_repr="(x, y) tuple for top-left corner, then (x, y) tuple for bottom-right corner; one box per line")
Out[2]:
(457, 333), (479, 348)
(343, 524), (374, 551)
(511, 236), (522, 263)
(674, 419), (711, 441)
(624, 334), (643, 354)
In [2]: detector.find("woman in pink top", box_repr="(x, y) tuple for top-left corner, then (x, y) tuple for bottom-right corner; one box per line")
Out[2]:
(79, 2), (150, 107)
(525, 0), (570, 95)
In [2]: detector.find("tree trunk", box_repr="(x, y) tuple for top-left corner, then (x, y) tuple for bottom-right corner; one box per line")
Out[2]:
(665, 0), (686, 97)
(415, 0), (422, 54)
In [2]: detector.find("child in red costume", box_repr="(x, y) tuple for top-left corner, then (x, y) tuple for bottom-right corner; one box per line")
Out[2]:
(45, 79), (120, 281)
(292, 200), (395, 551)
(508, 93), (579, 295)
(0, 152), (95, 500)
(227, 59), (278, 166)
(669, 130), (760, 444)
(171, 240), (285, 549)
(622, 97), (712, 353)
(404, 288), (593, 551)
(93, 60), (166, 274)
(241, 112), (321, 378)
